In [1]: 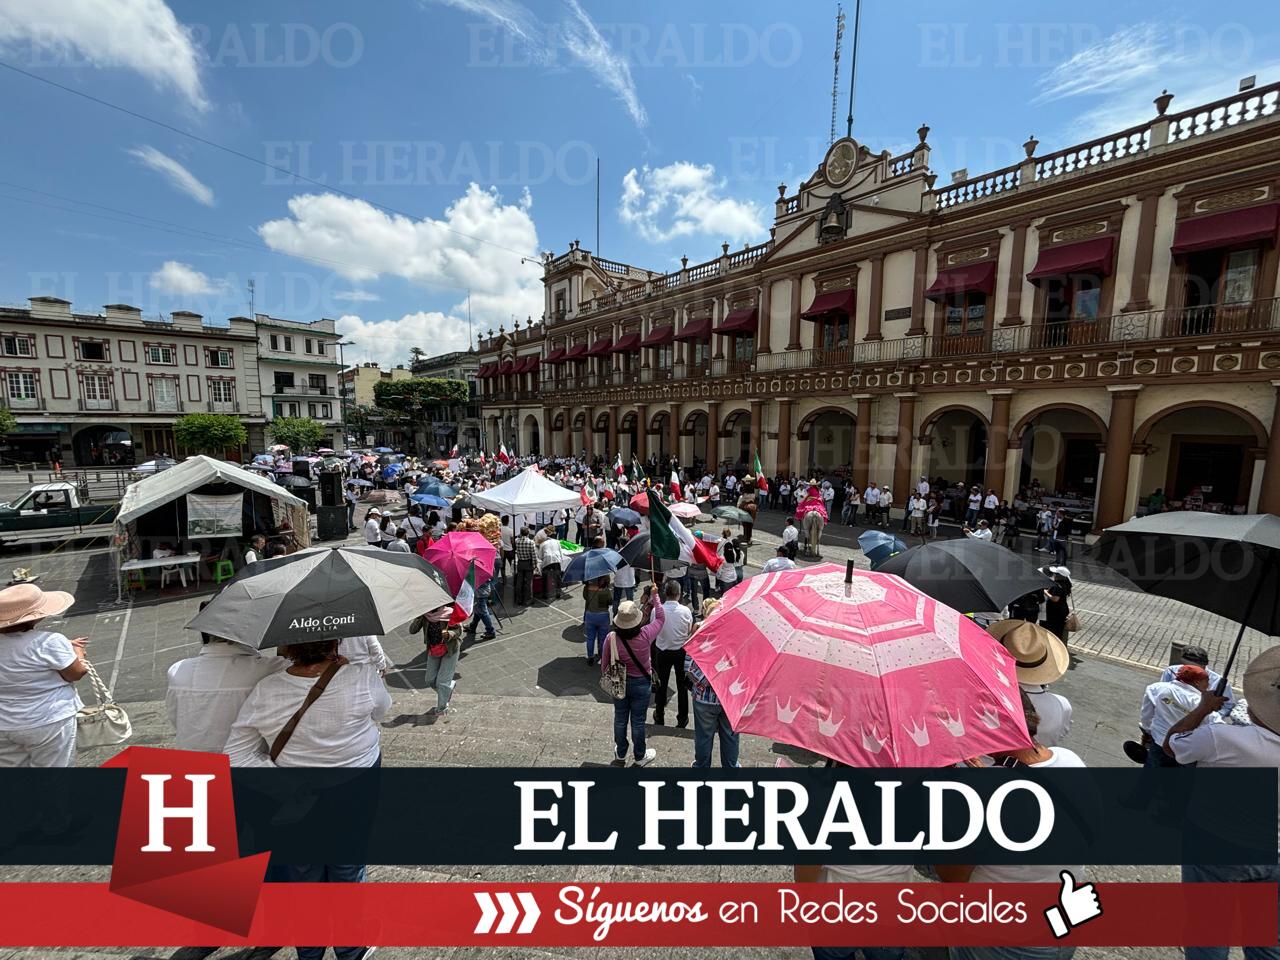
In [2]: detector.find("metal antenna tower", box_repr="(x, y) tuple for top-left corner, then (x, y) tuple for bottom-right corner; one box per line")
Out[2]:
(830, 4), (845, 145)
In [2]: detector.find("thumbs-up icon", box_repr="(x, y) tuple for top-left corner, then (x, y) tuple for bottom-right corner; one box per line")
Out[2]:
(1044, 870), (1102, 938)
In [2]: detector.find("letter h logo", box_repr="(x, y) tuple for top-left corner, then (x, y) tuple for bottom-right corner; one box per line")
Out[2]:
(140, 774), (216, 853)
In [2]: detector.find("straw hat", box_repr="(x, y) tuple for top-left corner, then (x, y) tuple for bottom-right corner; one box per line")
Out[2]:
(613, 600), (644, 630)
(1243, 646), (1280, 732)
(0, 583), (74, 629)
(987, 618), (1069, 685)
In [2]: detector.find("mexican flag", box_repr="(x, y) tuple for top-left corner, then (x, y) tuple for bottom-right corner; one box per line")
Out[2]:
(649, 492), (722, 571)
(581, 477), (597, 506)
(497, 444), (511, 465)
(631, 457), (646, 486)
(754, 451), (769, 494)
(449, 560), (476, 627)
(669, 469), (683, 502)
(613, 453), (624, 477)
(449, 444), (459, 458)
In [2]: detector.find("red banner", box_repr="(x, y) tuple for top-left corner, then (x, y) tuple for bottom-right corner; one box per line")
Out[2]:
(0, 882), (1272, 948)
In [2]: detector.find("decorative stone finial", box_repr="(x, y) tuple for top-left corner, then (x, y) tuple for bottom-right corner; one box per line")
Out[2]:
(721, 241), (730, 255)
(1154, 90), (1174, 116)
(917, 124), (930, 144)
(777, 182), (787, 198)
(1023, 135), (1039, 158)
(681, 255), (689, 268)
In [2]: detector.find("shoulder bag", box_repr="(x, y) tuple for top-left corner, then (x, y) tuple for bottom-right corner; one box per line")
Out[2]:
(269, 658), (344, 763)
(599, 632), (627, 700)
(1065, 597), (1082, 634)
(76, 657), (132, 750)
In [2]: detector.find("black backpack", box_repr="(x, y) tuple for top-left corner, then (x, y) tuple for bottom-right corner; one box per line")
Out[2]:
(722, 541), (738, 564)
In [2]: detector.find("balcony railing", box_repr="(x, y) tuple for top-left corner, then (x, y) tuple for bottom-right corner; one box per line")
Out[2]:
(273, 384), (334, 396)
(6, 395), (43, 410)
(208, 400), (240, 413)
(148, 398), (184, 413)
(78, 398), (114, 411)
(710, 358), (755, 377)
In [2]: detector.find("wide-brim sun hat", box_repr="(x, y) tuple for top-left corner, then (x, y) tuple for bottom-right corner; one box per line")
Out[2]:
(0, 582), (74, 629)
(1048, 565), (1071, 578)
(1243, 646), (1280, 732)
(613, 600), (644, 630)
(987, 618), (1070, 685)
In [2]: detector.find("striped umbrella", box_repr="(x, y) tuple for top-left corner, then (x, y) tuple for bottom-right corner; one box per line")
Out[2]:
(187, 546), (452, 649)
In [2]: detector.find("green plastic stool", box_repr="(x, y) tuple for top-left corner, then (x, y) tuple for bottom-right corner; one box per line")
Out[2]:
(123, 569), (147, 592)
(213, 559), (236, 584)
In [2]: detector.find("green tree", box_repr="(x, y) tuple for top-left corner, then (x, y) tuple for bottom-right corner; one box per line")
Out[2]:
(373, 377), (468, 423)
(409, 346), (426, 365)
(173, 413), (247, 456)
(346, 404), (375, 446)
(268, 416), (326, 452)
(0, 407), (15, 438)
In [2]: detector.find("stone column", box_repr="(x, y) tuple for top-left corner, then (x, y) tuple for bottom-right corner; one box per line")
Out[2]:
(1122, 191), (1161, 313)
(543, 406), (555, 457)
(749, 399), (763, 466)
(635, 403), (649, 465)
(776, 398), (794, 477)
(1001, 223), (1028, 326)
(864, 255), (885, 341)
(787, 275), (802, 350)
(852, 395), (872, 490)
(668, 403), (681, 465)
(985, 390), (1014, 496)
(1095, 386), (1142, 530)
(757, 280), (772, 354)
(606, 404), (618, 460)
(893, 392), (917, 498)
(706, 400), (721, 467)
(713, 298), (725, 360)
(907, 247), (928, 336)
(1259, 381), (1280, 514)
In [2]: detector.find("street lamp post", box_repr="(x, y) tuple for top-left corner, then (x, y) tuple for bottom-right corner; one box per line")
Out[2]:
(337, 340), (355, 447)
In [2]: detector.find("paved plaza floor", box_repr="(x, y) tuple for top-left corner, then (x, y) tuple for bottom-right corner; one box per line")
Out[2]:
(0, 496), (1269, 959)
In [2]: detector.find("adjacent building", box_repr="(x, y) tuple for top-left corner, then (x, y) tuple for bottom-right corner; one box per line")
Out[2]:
(409, 349), (481, 453)
(339, 361), (413, 448)
(254, 314), (344, 449)
(0, 297), (265, 463)
(339, 361), (412, 408)
(477, 81), (1280, 528)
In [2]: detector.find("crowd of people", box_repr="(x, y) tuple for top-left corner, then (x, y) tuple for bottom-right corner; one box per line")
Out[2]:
(0, 447), (1274, 960)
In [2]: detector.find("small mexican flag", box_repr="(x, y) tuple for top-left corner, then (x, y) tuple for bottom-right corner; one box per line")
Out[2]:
(754, 451), (769, 494)
(449, 560), (476, 627)
(581, 477), (597, 506)
(631, 457), (647, 486)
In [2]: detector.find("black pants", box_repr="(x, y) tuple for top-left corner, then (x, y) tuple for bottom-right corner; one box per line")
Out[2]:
(652, 645), (689, 726)
(541, 563), (563, 599)
(514, 560), (534, 605)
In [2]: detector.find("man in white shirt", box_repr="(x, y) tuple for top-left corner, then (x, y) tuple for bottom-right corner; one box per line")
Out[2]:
(724, 473), (738, 496)
(917, 476), (930, 498)
(651, 580), (695, 727)
(780, 517), (799, 558)
(363, 508), (383, 546)
(1141, 665), (1214, 767)
(983, 488), (1000, 524)
(343, 483), (360, 530)
(244, 534), (267, 565)
(964, 519), (994, 540)
(863, 482), (881, 526)
(761, 546), (798, 574)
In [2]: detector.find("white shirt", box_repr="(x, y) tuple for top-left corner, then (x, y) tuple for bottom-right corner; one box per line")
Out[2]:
(338, 635), (391, 672)
(386, 539), (412, 552)
(244, 548), (262, 564)
(984, 494), (999, 509)
(917, 480), (930, 497)
(966, 527), (993, 541)
(500, 526), (514, 551)
(363, 517), (381, 544)
(781, 525), (799, 545)
(401, 515), (427, 539)
(0, 629), (82, 729)
(1141, 679), (1213, 744)
(864, 486), (880, 505)
(165, 643), (285, 752)
(1022, 683), (1073, 747)
(652, 600), (694, 652)
(761, 557), (798, 573)
(613, 565), (636, 588)
(708, 484), (720, 500)
(724, 476), (738, 491)
(537, 537), (565, 571)
(225, 662), (391, 767)
(968, 493), (982, 509)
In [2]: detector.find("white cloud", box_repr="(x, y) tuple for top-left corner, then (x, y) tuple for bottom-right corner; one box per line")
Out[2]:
(257, 183), (543, 330)
(619, 162), (765, 245)
(0, 0), (207, 110)
(333, 290), (381, 303)
(128, 145), (214, 206)
(149, 260), (220, 295)
(1031, 22), (1280, 144)
(431, 0), (647, 128)
(337, 311), (474, 371)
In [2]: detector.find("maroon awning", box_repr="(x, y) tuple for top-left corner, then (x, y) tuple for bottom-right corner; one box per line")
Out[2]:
(923, 261), (997, 301)
(641, 324), (674, 346)
(514, 356), (540, 373)
(611, 332), (641, 353)
(476, 362), (496, 378)
(543, 346), (566, 364)
(497, 359), (515, 375)
(564, 343), (588, 360)
(1027, 236), (1115, 281)
(1171, 203), (1280, 255)
(674, 316), (712, 342)
(586, 338), (613, 356)
(801, 288), (856, 321)
(715, 307), (758, 337)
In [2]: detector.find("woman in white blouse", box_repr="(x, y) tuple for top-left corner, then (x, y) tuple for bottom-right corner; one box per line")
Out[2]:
(225, 637), (390, 768)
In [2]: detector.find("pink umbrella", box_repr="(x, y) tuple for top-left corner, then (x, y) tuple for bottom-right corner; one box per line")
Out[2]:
(629, 491), (650, 515)
(688, 563), (1031, 768)
(669, 501), (702, 519)
(423, 531), (497, 593)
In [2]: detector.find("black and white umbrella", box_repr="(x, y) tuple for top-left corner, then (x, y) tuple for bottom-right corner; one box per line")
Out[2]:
(188, 546), (453, 649)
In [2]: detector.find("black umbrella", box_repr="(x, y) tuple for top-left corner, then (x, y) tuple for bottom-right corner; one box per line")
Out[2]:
(187, 545), (452, 649)
(875, 538), (1052, 614)
(1092, 513), (1280, 690)
(618, 533), (686, 573)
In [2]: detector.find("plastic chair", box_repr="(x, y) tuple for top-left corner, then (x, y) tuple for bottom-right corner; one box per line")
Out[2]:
(160, 564), (187, 590)
(213, 560), (236, 584)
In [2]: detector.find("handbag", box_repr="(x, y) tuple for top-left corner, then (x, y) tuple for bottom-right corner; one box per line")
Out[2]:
(1065, 609), (1082, 633)
(599, 632), (627, 700)
(76, 658), (132, 750)
(269, 658), (344, 763)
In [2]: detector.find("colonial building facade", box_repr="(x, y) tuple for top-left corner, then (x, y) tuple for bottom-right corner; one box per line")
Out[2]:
(255, 314), (344, 449)
(409, 349), (481, 454)
(477, 83), (1280, 529)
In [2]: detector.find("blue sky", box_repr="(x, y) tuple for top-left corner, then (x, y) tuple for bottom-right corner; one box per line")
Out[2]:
(0, 0), (1275, 367)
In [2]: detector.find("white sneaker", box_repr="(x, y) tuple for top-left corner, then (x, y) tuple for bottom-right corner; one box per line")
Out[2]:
(633, 748), (657, 767)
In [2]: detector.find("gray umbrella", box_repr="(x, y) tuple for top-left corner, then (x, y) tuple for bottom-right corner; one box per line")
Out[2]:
(188, 545), (452, 649)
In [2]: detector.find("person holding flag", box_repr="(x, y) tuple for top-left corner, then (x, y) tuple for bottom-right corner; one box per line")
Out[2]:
(669, 468), (683, 502)
(613, 452), (625, 478)
(648, 488), (722, 575)
(753, 451), (769, 500)
(631, 457), (647, 488)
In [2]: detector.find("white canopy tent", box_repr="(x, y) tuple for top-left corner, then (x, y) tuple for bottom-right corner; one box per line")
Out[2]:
(468, 469), (581, 515)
